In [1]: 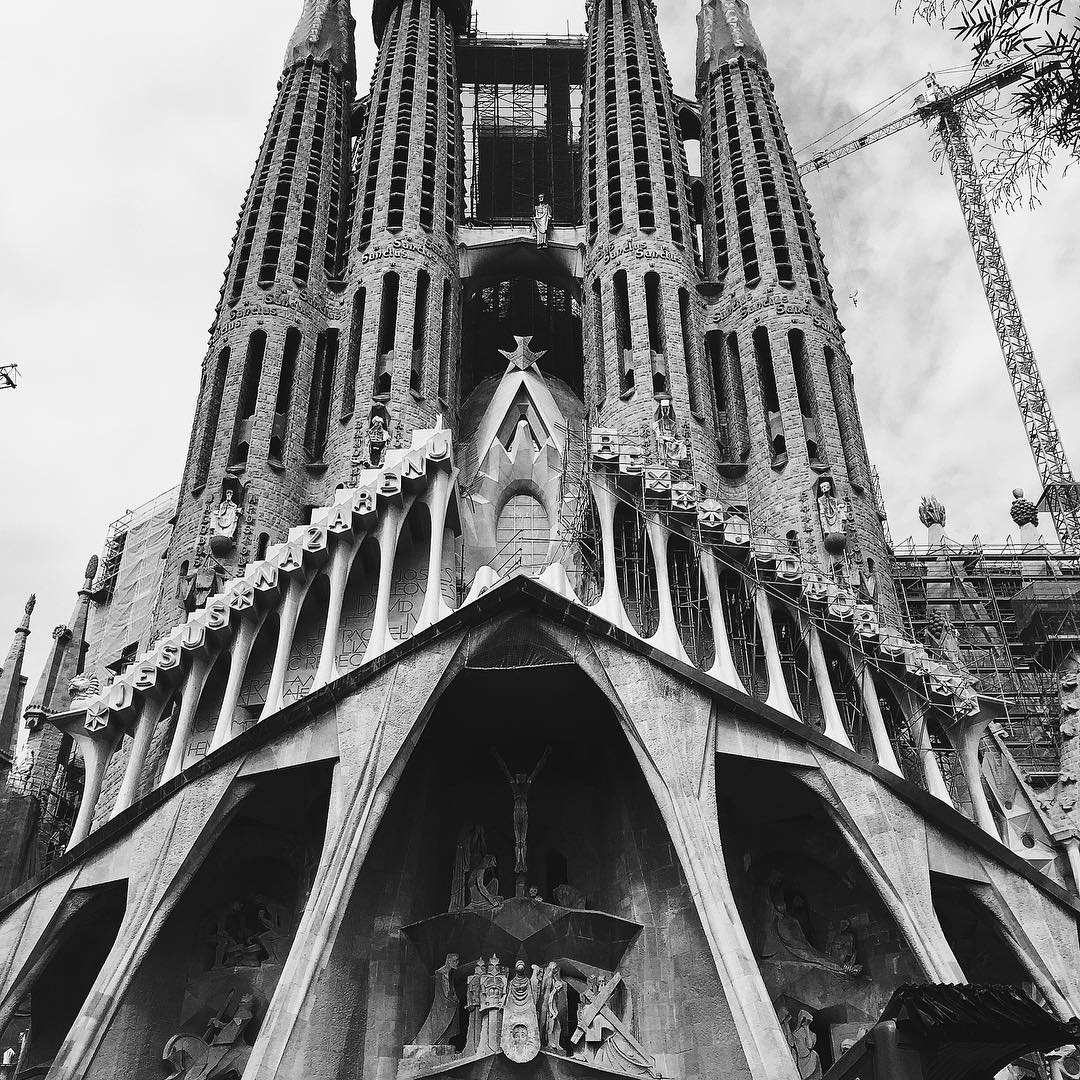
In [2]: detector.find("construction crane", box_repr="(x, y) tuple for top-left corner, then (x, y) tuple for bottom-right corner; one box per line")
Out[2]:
(0, 365), (17, 391)
(799, 58), (1080, 552)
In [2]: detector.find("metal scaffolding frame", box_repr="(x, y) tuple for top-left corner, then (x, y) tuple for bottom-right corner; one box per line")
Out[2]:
(894, 538), (1080, 782)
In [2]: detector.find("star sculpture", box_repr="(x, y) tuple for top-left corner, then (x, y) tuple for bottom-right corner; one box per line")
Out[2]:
(500, 336), (548, 373)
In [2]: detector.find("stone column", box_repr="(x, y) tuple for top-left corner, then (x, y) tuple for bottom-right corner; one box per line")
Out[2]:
(856, 664), (903, 776)
(644, 516), (693, 665)
(699, 550), (747, 694)
(806, 621), (853, 750)
(754, 587), (798, 720)
(111, 698), (170, 818)
(211, 617), (262, 751)
(67, 734), (112, 851)
(162, 654), (213, 783)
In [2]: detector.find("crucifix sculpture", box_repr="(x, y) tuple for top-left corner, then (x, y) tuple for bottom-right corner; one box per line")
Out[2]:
(491, 746), (551, 886)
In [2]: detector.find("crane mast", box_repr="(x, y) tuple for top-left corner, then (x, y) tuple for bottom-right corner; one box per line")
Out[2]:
(932, 98), (1080, 550)
(799, 60), (1080, 550)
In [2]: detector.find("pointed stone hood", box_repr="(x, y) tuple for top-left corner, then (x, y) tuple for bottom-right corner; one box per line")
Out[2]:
(285, 0), (356, 79)
(23, 556), (98, 729)
(697, 0), (767, 86)
(0, 596), (35, 769)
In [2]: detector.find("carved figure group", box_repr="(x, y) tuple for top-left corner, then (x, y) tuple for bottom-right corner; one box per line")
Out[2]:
(163, 992), (255, 1080)
(777, 1005), (823, 1080)
(418, 955), (569, 1064)
(572, 972), (657, 1077)
(759, 872), (861, 978)
(205, 897), (289, 970)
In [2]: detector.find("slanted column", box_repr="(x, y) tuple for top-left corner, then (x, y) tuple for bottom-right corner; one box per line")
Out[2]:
(261, 575), (312, 719)
(856, 663), (903, 776)
(314, 540), (357, 690)
(363, 501), (408, 664)
(806, 620), (853, 750)
(211, 617), (262, 750)
(644, 516), (693, 665)
(67, 734), (112, 850)
(699, 550), (747, 694)
(1063, 837), (1080, 897)
(754, 587), (798, 719)
(111, 697), (169, 818)
(415, 469), (454, 633)
(900, 688), (953, 805)
(590, 477), (631, 632)
(163, 653), (213, 782)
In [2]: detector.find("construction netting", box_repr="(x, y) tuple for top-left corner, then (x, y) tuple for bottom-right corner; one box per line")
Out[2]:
(85, 486), (178, 678)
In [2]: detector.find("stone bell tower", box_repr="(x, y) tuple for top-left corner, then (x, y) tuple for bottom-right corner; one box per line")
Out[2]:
(697, 0), (893, 602)
(335, 0), (472, 487)
(158, 0), (358, 631)
(582, 0), (721, 492)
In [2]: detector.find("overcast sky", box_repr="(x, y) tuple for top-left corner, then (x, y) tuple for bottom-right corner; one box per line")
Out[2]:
(1, 0), (1077, 683)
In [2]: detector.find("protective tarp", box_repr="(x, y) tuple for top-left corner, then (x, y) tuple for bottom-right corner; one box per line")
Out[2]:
(85, 487), (178, 677)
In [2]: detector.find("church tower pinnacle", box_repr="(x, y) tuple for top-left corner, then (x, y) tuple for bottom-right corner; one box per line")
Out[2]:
(697, 0), (893, 602)
(157, 0), (358, 631)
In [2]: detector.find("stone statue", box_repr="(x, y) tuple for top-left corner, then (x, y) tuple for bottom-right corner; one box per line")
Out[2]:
(533, 193), (553, 248)
(450, 822), (489, 912)
(24, 595), (36, 617)
(652, 395), (687, 466)
(919, 495), (947, 529)
(491, 746), (551, 876)
(501, 960), (542, 1063)
(415, 954), (461, 1047)
(69, 672), (101, 702)
(466, 960), (485, 1053)
(540, 962), (567, 1052)
(468, 854), (503, 910)
(816, 477), (848, 558)
(573, 972), (657, 1076)
(859, 558), (879, 603)
(789, 1009), (823, 1080)
(210, 489), (242, 555)
(759, 871), (861, 977)
(163, 992), (255, 1080)
(478, 955), (508, 1055)
(364, 406), (391, 467)
(826, 919), (858, 970)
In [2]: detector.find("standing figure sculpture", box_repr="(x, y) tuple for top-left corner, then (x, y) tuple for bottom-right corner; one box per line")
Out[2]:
(466, 960), (485, 1053)
(415, 953), (461, 1047)
(500, 960), (542, 1063)
(478, 955), (508, 1055)
(533, 193), (553, 248)
(491, 746), (551, 878)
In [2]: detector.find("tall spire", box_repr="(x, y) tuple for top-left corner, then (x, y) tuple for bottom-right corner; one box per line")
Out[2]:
(0, 596), (35, 772)
(23, 557), (97, 730)
(285, 0), (356, 79)
(697, 0), (767, 77)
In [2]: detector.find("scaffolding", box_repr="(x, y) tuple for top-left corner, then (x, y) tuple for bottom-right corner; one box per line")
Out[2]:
(894, 538), (1080, 784)
(458, 37), (585, 226)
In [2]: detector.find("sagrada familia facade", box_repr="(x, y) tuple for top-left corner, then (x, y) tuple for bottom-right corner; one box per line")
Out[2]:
(1, 1), (1079, 1077)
